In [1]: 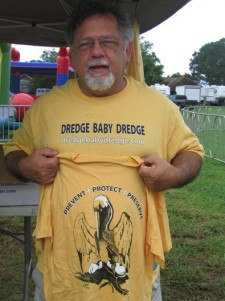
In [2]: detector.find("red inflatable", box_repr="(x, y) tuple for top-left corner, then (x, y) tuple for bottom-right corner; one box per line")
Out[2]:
(10, 93), (35, 121)
(11, 47), (20, 61)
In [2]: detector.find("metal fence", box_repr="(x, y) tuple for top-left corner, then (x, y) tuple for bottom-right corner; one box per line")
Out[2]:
(0, 105), (31, 143)
(182, 106), (225, 163)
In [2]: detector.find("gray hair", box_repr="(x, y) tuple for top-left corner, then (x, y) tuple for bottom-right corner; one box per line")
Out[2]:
(65, 0), (134, 46)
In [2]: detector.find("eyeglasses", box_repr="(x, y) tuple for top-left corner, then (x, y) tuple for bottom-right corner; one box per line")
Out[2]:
(75, 36), (120, 52)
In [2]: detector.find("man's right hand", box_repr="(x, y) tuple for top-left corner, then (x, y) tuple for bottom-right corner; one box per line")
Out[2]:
(5, 148), (59, 185)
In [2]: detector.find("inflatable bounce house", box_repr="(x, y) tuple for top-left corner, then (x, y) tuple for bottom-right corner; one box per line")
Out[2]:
(0, 44), (74, 141)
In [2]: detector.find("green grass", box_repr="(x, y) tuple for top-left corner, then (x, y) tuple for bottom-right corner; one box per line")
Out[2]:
(0, 157), (225, 300)
(185, 106), (225, 115)
(162, 157), (225, 301)
(0, 217), (37, 301)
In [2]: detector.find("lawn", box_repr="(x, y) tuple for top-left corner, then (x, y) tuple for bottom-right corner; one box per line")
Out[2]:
(161, 157), (225, 301)
(0, 157), (225, 300)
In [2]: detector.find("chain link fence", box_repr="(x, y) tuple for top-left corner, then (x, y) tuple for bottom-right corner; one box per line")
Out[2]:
(182, 106), (225, 163)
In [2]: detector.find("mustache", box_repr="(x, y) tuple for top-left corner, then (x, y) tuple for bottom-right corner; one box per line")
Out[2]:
(88, 59), (110, 68)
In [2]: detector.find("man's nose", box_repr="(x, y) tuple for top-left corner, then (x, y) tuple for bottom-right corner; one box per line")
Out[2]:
(90, 40), (105, 55)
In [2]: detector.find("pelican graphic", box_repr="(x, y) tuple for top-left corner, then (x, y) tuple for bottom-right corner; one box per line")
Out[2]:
(74, 194), (133, 295)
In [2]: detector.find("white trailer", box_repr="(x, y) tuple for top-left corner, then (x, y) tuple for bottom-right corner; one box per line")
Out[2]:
(201, 86), (215, 104)
(213, 85), (225, 98)
(151, 84), (170, 96)
(201, 86), (225, 105)
(175, 85), (201, 103)
(212, 86), (225, 105)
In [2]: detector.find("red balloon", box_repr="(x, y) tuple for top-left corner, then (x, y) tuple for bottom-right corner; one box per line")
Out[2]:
(10, 93), (34, 121)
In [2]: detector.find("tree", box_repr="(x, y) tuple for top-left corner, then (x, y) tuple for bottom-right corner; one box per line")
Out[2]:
(40, 49), (59, 62)
(168, 72), (197, 82)
(140, 38), (164, 85)
(29, 49), (59, 63)
(189, 38), (225, 85)
(170, 72), (182, 78)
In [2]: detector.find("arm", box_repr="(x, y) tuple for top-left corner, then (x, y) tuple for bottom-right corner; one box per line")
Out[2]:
(5, 148), (59, 185)
(139, 152), (203, 192)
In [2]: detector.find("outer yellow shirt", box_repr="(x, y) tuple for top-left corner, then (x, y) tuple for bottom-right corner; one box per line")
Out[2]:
(4, 76), (204, 300)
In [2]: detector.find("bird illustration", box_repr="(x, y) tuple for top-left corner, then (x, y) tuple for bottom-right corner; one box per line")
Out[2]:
(74, 194), (133, 294)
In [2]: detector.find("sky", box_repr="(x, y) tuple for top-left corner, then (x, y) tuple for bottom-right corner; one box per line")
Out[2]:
(12, 0), (225, 76)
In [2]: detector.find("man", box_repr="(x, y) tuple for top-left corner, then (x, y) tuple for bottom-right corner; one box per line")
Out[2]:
(4, 1), (204, 300)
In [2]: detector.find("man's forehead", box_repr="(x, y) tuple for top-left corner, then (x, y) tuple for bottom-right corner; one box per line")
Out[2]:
(75, 13), (120, 36)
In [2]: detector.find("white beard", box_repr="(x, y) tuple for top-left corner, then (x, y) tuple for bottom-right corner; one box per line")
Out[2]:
(84, 59), (115, 91)
(84, 72), (115, 91)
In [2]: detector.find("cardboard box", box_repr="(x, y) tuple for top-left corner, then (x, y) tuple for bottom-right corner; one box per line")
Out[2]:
(0, 144), (39, 216)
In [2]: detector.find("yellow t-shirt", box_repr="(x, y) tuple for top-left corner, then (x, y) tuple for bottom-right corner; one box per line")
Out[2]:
(4, 76), (203, 160)
(4, 76), (204, 300)
(35, 153), (165, 301)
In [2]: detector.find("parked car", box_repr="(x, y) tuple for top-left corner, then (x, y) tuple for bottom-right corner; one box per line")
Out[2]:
(167, 94), (187, 109)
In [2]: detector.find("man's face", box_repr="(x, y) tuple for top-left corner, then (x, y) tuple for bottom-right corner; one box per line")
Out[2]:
(70, 14), (132, 96)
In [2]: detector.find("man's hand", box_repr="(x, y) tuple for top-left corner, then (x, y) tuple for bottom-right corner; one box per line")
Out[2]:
(139, 152), (202, 192)
(5, 148), (59, 185)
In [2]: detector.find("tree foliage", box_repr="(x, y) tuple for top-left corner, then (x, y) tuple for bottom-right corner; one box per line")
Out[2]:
(40, 49), (59, 62)
(189, 38), (225, 85)
(140, 38), (164, 85)
(169, 72), (197, 82)
(170, 72), (182, 78)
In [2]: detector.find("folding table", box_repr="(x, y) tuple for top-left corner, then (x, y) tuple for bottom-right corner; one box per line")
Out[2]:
(0, 144), (39, 301)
